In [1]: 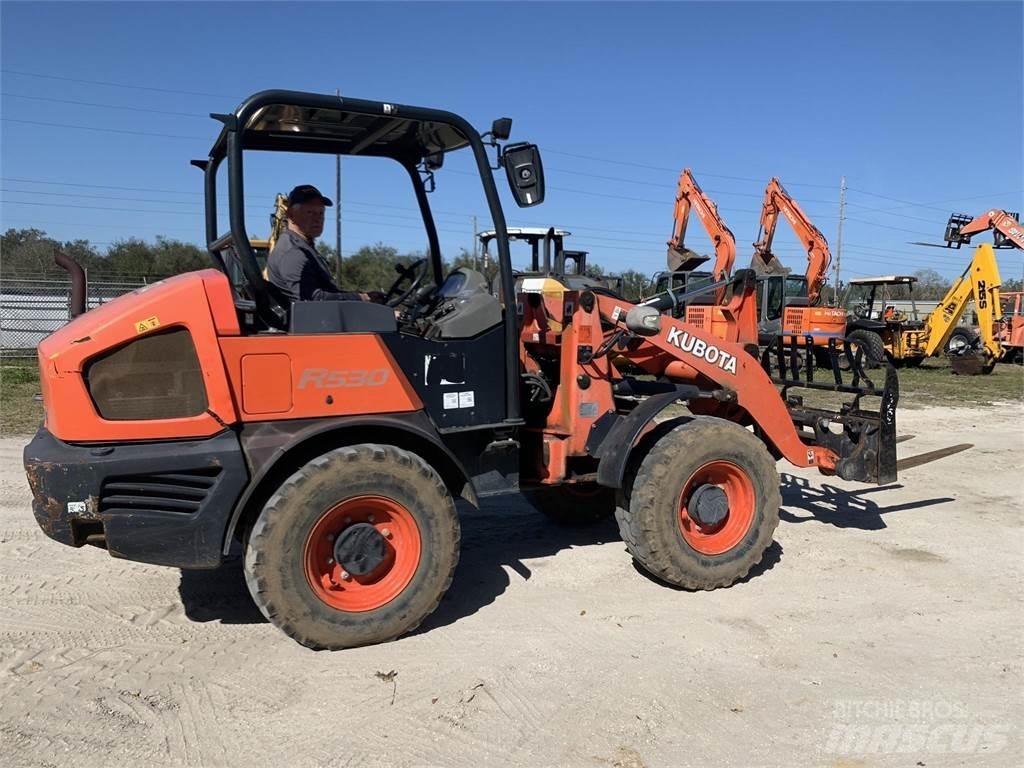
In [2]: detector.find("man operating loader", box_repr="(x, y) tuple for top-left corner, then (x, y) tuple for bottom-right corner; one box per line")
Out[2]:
(267, 184), (377, 302)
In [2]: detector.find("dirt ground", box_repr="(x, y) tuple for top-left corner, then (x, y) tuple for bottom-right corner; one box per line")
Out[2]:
(1, 405), (1022, 768)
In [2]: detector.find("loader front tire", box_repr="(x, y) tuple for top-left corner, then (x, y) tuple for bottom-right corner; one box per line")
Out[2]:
(243, 444), (460, 650)
(616, 418), (780, 590)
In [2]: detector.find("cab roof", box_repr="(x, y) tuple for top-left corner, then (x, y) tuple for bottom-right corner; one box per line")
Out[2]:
(479, 228), (571, 241)
(205, 90), (475, 164)
(848, 275), (918, 285)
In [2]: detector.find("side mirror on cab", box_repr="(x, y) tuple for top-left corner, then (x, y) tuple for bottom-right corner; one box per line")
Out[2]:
(502, 142), (545, 208)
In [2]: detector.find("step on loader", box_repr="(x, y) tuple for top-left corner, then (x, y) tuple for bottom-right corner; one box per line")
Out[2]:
(24, 89), (951, 650)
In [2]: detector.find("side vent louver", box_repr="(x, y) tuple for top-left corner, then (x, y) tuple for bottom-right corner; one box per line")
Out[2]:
(100, 467), (222, 515)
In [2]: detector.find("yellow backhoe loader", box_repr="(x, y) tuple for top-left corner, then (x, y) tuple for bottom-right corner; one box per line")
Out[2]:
(846, 233), (1016, 374)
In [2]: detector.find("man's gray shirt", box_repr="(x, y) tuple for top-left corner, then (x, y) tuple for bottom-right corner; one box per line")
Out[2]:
(266, 229), (360, 301)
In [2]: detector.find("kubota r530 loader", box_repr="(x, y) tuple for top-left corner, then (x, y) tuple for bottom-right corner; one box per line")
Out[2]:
(27, 89), (921, 650)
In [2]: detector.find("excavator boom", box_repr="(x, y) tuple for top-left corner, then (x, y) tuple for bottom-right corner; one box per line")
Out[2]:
(667, 168), (737, 280)
(752, 178), (833, 304)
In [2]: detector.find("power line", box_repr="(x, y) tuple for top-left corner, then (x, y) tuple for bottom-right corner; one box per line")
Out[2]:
(1, 118), (205, 140)
(0, 68), (230, 98)
(1, 92), (208, 118)
(843, 202), (945, 224)
(844, 217), (938, 238)
(2, 176), (205, 195)
(845, 189), (1024, 216)
(544, 149), (837, 189)
(548, 165), (840, 203)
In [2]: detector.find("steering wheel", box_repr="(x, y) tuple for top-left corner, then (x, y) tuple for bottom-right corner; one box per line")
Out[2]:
(384, 258), (429, 307)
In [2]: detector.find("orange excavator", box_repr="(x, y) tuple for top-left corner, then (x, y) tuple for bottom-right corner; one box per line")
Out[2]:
(667, 168), (737, 280)
(652, 169), (754, 344)
(750, 177), (849, 353)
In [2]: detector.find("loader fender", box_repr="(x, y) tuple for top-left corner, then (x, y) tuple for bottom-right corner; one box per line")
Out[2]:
(588, 385), (701, 489)
(222, 411), (475, 555)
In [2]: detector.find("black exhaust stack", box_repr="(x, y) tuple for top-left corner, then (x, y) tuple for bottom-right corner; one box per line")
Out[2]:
(54, 251), (86, 318)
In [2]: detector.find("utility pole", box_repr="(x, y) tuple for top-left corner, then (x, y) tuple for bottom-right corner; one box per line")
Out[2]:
(335, 88), (343, 284)
(833, 175), (846, 305)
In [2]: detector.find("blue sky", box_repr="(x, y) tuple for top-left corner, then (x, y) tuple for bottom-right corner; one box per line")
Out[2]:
(2, 1), (1022, 282)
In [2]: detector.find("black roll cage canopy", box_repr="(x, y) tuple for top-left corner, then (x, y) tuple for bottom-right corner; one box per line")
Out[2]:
(192, 89), (527, 422)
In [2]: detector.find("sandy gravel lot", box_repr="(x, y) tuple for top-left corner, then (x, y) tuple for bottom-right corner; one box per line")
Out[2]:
(1, 404), (1022, 767)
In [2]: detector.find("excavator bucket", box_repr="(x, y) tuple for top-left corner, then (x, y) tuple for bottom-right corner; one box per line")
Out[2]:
(760, 335), (898, 484)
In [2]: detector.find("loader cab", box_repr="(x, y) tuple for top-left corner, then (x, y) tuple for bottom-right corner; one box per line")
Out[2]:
(196, 89), (546, 429)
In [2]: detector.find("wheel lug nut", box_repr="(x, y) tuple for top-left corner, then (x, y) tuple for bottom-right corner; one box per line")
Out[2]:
(381, 528), (392, 538)
(368, 514), (375, 523)
(340, 571), (351, 581)
(327, 557), (334, 564)
(327, 534), (335, 542)
(344, 517), (352, 524)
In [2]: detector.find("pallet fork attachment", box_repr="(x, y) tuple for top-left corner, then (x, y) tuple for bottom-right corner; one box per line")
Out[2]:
(760, 334), (898, 484)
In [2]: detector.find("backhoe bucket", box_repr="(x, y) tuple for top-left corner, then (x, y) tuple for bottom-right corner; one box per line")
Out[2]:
(761, 335), (897, 484)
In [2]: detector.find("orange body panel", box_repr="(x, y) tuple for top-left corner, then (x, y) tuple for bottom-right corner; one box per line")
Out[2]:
(38, 270), (239, 442)
(782, 306), (848, 344)
(1008, 317), (1024, 349)
(219, 335), (421, 421)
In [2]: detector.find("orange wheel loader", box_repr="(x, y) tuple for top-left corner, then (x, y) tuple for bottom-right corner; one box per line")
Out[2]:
(26, 90), (908, 650)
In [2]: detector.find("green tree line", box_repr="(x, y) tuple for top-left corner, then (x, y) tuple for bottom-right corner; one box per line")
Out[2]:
(3, 227), (1019, 302)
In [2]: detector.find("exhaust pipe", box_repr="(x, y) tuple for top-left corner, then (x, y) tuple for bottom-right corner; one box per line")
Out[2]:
(54, 251), (86, 317)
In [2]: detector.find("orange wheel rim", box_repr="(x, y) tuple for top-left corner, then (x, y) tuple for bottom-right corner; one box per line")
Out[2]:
(678, 461), (755, 556)
(303, 495), (421, 612)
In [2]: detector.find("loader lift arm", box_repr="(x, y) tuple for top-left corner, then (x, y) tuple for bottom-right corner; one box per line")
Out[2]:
(667, 168), (737, 280)
(591, 273), (897, 484)
(752, 177), (832, 304)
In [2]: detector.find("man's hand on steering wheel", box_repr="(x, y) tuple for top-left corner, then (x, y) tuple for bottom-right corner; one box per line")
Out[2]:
(384, 258), (430, 307)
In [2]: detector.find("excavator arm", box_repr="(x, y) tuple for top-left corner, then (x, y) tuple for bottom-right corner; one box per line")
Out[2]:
(752, 178), (833, 304)
(667, 168), (737, 280)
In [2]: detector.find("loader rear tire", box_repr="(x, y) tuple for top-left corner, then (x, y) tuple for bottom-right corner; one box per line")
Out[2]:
(528, 483), (616, 525)
(616, 417), (780, 590)
(243, 444), (459, 650)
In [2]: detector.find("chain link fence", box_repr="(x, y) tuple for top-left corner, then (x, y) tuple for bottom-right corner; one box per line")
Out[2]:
(0, 274), (151, 364)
